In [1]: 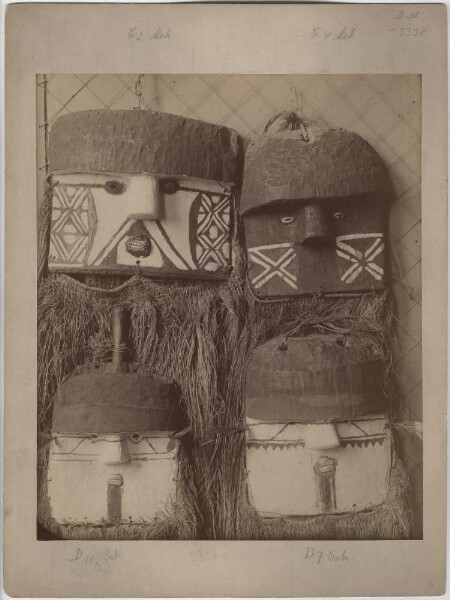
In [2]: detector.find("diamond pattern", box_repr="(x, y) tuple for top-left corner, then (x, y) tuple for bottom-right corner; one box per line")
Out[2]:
(195, 193), (232, 270)
(37, 74), (422, 533)
(49, 185), (92, 265)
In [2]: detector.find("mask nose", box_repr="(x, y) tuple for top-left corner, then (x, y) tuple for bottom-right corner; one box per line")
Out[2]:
(304, 423), (340, 450)
(143, 176), (161, 220)
(297, 204), (331, 246)
(128, 175), (162, 221)
(98, 436), (131, 465)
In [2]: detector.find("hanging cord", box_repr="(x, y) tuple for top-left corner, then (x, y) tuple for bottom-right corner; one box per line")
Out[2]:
(246, 276), (388, 305)
(198, 425), (248, 446)
(134, 74), (144, 109)
(38, 176), (57, 282)
(393, 421), (423, 440)
(54, 269), (248, 299)
(263, 109), (310, 141)
(57, 273), (142, 294)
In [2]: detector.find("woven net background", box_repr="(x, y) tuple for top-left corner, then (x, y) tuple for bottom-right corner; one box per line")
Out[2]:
(36, 74), (422, 536)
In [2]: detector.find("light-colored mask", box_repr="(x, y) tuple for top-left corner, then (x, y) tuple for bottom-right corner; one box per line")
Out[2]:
(48, 172), (233, 279)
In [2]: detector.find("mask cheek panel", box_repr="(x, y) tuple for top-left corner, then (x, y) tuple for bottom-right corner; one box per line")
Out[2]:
(189, 191), (233, 272)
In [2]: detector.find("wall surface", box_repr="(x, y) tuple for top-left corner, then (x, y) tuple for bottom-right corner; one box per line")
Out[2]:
(37, 74), (422, 534)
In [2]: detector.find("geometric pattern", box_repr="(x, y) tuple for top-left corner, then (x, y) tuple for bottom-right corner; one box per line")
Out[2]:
(247, 437), (385, 450)
(94, 219), (191, 271)
(336, 233), (385, 283)
(340, 436), (385, 448)
(248, 243), (297, 290)
(195, 193), (231, 270)
(49, 185), (93, 266)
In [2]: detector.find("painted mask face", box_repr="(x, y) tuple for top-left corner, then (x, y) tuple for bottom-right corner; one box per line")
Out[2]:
(243, 192), (386, 297)
(48, 173), (233, 279)
(240, 128), (390, 298)
(46, 109), (240, 280)
(47, 431), (180, 525)
(246, 416), (391, 517)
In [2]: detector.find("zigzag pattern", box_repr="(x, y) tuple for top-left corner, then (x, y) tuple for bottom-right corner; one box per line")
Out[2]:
(247, 436), (385, 450)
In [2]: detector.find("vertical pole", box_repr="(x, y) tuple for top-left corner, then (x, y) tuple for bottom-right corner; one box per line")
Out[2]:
(111, 305), (130, 369)
(36, 74), (48, 204)
(43, 74), (49, 174)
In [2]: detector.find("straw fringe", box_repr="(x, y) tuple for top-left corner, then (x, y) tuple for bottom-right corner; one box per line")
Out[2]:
(37, 211), (412, 539)
(37, 261), (250, 538)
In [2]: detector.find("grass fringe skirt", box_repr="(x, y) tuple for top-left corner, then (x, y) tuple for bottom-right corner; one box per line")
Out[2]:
(37, 205), (412, 539)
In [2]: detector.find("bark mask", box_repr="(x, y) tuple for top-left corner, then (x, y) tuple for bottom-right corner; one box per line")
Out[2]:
(240, 123), (391, 298)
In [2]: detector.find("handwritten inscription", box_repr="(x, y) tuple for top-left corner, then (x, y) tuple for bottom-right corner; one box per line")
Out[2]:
(310, 26), (356, 41)
(396, 9), (420, 20)
(68, 547), (122, 566)
(389, 8), (427, 38)
(388, 26), (427, 37)
(128, 26), (171, 41)
(300, 10), (428, 42)
(303, 547), (354, 564)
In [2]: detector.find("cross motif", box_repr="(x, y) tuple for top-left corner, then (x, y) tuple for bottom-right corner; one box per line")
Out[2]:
(336, 233), (385, 284)
(248, 243), (298, 290)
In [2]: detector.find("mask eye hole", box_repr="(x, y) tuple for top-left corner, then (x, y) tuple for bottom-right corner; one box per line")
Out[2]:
(105, 180), (125, 195)
(333, 212), (346, 220)
(281, 216), (294, 225)
(160, 178), (180, 195)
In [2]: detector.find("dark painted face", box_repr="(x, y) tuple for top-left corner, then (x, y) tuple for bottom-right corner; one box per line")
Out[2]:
(244, 193), (387, 297)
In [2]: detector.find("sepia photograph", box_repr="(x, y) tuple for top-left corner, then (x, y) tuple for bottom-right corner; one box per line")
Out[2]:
(36, 73), (423, 542)
(5, 4), (447, 596)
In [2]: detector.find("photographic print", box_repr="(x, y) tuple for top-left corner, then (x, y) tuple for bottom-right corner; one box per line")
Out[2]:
(36, 74), (422, 542)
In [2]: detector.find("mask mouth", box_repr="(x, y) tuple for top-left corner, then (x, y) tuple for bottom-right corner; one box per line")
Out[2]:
(125, 221), (152, 258)
(126, 236), (151, 258)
